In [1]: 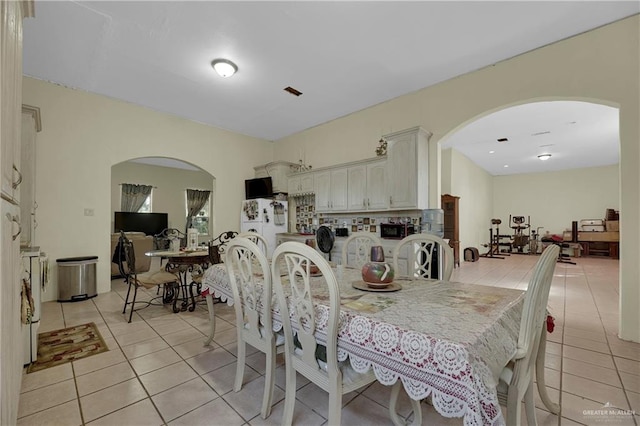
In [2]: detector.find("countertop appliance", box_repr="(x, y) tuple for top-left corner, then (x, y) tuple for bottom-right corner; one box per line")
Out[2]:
(21, 247), (47, 365)
(380, 223), (415, 239)
(241, 198), (288, 256)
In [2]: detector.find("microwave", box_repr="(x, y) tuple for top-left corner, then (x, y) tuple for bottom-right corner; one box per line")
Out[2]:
(380, 223), (415, 239)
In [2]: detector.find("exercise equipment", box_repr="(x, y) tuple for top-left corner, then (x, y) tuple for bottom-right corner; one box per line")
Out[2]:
(464, 247), (480, 262)
(510, 215), (530, 254)
(529, 227), (543, 255)
(480, 219), (509, 259)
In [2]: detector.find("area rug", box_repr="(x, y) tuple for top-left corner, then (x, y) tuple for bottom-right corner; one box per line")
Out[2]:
(27, 322), (108, 373)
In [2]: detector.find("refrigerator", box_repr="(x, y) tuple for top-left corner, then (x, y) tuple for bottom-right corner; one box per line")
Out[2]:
(240, 198), (288, 256)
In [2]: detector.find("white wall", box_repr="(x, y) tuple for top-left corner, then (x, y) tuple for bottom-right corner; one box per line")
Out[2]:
(111, 161), (215, 238)
(273, 16), (640, 341)
(493, 165), (619, 236)
(23, 77), (273, 301)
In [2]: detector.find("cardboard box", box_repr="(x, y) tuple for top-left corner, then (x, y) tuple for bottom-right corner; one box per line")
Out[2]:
(578, 231), (619, 242)
(606, 220), (619, 232)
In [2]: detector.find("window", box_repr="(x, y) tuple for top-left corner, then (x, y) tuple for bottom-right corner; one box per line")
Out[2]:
(186, 190), (211, 235)
(138, 192), (152, 213)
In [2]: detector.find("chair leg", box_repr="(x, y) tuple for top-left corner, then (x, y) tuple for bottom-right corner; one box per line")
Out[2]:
(234, 339), (246, 392)
(389, 381), (423, 426)
(122, 278), (132, 314)
(128, 284), (139, 323)
(261, 345), (276, 419)
(282, 360), (297, 426)
(204, 294), (216, 346)
(506, 386), (523, 426)
(524, 380), (538, 426)
(327, 391), (342, 426)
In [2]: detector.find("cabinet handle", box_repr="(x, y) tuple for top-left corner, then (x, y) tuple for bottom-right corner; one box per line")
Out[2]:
(389, 196), (393, 205)
(367, 198), (370, 207)
(6, 213), (21, 241)
(12, 165), (22, 189)
(363, 198), (366, 207)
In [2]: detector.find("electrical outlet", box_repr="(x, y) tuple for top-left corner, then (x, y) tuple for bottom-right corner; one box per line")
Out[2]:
(84, 208), (94, 216)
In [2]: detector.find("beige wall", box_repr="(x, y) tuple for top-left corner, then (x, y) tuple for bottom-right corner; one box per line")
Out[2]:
(493, 165), (619, 236)
(111, 161), (214, 238)
(446, 149), (494, 251)
(274, 16), (640, 341)
(23, 77), (273, 301)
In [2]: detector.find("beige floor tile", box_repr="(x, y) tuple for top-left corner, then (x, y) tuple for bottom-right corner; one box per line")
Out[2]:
(169, 398), (245, 425)
(108, 320), (154, 337)
(150, 318), (192, 336)
(609, 342), (640, 361)
(248, 398), (325, 426)
(273, 365), (311, 393)
(129, 347), (182, 375)
(76, 361), (136, 396)
(201, 362), (260, 396)
(162, 327), (205, 346)
(627, 390), (640, 414)
(564, 326), (608, 343)
(562, 358), (622, 387)
(121, 336), (170, 359)
(620, 371), (640, 393)
(173, 336), (217, 359)
(563, 346), (615, 369)
(562, 373), (630, 409)
(17, 399), (82, 426)
(20, 363), (73, 393)
(139, 360), (198, 395)
(87, 398), (163, 426)
(563, 335), (611, 354)
(17, 379), (77, 418)
(341, 394), (401, 425)
(222, 375), (285, 421)
(73, 347), (127, 376)
(186, 347), (236, 375)
(212, 327), (239, 346)
(361, 381), (414, 418)
(292, 381), (358, 420)
(114, 327), (160, 346)
(80, 378), (148, 422)
(614, 357), (640, 376)
(151, 377), (219, 422)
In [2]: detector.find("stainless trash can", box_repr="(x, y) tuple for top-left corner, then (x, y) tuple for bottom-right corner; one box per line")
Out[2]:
(57, 256), (98, 302)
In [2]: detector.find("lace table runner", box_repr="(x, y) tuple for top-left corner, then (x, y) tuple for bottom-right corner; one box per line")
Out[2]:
(202, 265), (523, 425)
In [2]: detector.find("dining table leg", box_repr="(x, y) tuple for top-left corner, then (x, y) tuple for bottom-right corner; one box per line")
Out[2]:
(204, 293), (216, 346)
(535, 327), (560, 414)
(389, 381), (423, 426)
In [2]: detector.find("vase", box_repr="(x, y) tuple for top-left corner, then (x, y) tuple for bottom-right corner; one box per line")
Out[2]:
(361, 262), (394, 286)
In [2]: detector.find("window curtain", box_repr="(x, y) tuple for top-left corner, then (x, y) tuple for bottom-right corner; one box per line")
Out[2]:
(185, 189), (211, 231)
(121, 183), (152, 212)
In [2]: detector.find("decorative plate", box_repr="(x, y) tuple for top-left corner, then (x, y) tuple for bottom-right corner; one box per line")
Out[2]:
(352, 280), (402, 292)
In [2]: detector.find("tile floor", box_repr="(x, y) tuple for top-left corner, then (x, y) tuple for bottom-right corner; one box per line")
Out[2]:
(18, 254), (639, 425)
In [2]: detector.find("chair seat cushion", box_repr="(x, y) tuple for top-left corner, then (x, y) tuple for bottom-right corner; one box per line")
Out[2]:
(135, 270), (178, 289)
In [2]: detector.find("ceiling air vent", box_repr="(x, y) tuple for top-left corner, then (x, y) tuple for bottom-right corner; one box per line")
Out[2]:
(497, 137), (508, 143)
(532, 131), (551, 136)
(284, 86), (303, 97)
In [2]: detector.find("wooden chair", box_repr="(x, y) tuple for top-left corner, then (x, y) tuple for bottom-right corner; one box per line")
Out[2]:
(392, 233), (455, 281)
(341, 232), (383, 269)
(226, 237), (284, 419)
(271, 242), (377, 425)
(497, 244), (560, 425)
(116, 231), (179, 323)
(237, 231), (268, 255)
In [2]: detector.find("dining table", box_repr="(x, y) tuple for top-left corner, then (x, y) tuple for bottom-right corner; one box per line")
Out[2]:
(200, 263), (558, 425)
(145, 249), (211, 313)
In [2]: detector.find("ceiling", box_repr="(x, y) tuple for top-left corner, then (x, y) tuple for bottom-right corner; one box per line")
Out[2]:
(23, 1), (637, 175)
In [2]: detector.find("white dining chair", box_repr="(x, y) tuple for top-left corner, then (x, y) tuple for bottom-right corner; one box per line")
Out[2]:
(497, 244), (560, 425)
(271, 242), (377, 425)
(237, 231), (268, 255)
(392, 233), (455, 281)
(341, 232), (383, 268)
(226, 237), (285, 419)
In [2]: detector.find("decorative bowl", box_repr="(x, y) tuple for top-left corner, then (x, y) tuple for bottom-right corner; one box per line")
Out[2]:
(361, 261), (394, 286)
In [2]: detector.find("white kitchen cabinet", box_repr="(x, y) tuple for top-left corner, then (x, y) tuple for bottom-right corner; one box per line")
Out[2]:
(288, 172), (314, 196)
(315, 169), (347, 212)
(347, 160), (388, 211)
(19, 107), (40, 248)
(385, 127), (431, 210)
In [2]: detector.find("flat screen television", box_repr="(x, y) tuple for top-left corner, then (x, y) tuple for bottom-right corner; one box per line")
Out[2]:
(245, 177), (273, 199)
(114, 212), (168, 236)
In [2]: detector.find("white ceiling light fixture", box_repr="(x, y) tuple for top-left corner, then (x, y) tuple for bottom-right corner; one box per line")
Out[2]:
(538, 153), (552, 161)
(211, 59), (238, 78)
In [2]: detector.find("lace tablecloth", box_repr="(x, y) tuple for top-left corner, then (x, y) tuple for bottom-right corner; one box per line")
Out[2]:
(202, 264), (524, 425)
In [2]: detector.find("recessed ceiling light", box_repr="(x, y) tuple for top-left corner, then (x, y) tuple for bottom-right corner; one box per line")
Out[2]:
(538, 154), (552, 161)
(504, 165), (509, 168)
(489, 150), (495, 154)
(211, 59), (238, 78)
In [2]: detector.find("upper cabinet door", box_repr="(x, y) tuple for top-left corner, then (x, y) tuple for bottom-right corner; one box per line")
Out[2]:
(330, 168), (348, 211)
(366, 160), (388, 210)
(347, 165), (367, 210)
(314, 171), (331, 211)
(385, 127), (431, 210)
